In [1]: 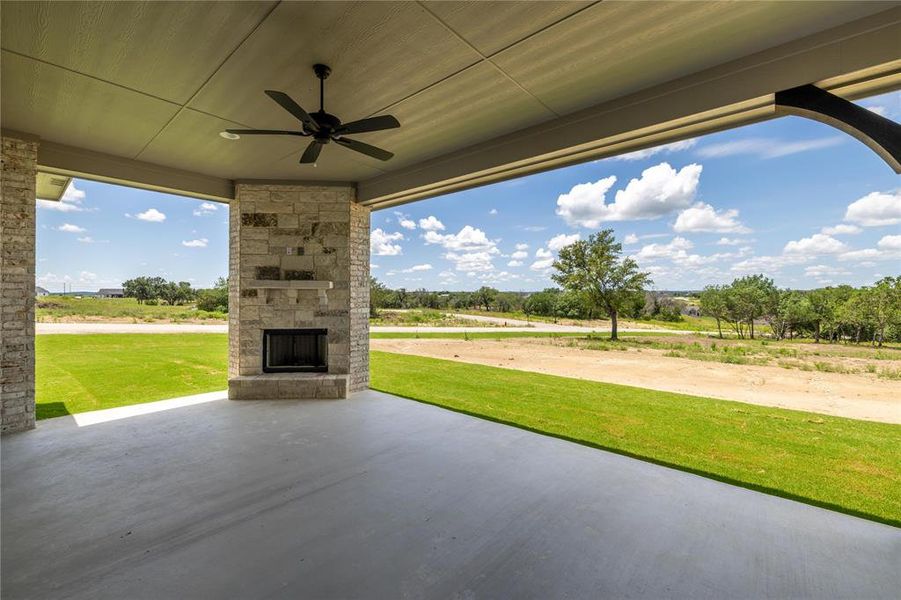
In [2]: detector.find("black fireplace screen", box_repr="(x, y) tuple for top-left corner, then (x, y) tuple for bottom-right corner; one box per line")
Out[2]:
(263, 329), (328, 373)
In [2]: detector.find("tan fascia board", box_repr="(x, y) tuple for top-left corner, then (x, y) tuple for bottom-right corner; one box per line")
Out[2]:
(35, 140), (235, 203)
(357, 8), (901, 209)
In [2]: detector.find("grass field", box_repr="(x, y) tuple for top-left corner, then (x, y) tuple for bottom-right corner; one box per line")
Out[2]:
(36, 334), (227, 418)
(36, 296), (226, 323)
(371, 351), (901, 526)
(34, 334), (900, 525)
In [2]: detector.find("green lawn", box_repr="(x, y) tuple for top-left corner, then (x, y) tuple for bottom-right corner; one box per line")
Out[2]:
(36, 296), (226, 322)
(35, 334), (901, 525)
(36, 334), (227, 418)
(371, 351), (901, 526)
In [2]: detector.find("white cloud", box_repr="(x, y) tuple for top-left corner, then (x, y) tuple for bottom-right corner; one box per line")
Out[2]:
(371, 229), (404, 256)
(633, 237), (694, 262)
(530, 257), (554, 271)
(878, 234), (901, 251)
(193, 202), (219, 216)
(716, 237), (745, 246)
(402, 264), (432, 273)
(77, 236), (94, 244)
(37, 182), (88, 212)
(507, 260), (524, 267)
(522, 225), (547, 232)
(489, 208), (498, 215)
(547, 233), (580, 252)
(623, 234), (639, 245)
(820, 224), (862, 235)
(696, 136), (843, 159)
(79, 271), (98, 283)
(673, 202), (750, 233)
(731, 254), (806, 274)
(510, 250), (529, 259)
(804, 264), (851, 280)
(57, 223), (86, 233)
(783, 234), (848, 256)
(133, 208), (166, 222)
(535, 247), (552, 258)
(515, 243), (529, 251)
(844, 190), (901, 226)
(424, 225), (496, 252)
(556, 163), (702, 227)
(444, 250), (497, 272)
(394, 212), (416, 230)
(418, 216), (445, 231)
(609, 138), (697, 162)
(182, 238), (209, 248)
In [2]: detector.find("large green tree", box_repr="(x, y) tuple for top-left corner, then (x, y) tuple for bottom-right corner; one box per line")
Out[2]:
(552, 230), (651, 340)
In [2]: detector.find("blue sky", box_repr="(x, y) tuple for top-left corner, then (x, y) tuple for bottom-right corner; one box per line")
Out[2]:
(38, 92), (899, 292)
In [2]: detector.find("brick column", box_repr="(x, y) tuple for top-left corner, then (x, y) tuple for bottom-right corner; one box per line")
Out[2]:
(1, 136), (38, 433)
(228, 183), (370, 399)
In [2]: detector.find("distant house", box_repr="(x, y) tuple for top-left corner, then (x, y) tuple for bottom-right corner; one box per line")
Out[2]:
(97, 288), (125, 298)
(34, 286), (50, 297)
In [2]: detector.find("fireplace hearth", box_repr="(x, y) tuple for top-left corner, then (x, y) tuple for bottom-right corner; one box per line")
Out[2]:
(263, 329), (328, 373)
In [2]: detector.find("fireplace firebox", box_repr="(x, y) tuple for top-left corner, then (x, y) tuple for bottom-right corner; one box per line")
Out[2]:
(262, 329), (328, 373)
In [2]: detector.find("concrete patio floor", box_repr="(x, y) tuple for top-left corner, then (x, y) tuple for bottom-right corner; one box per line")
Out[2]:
(2, 391), (898, 599)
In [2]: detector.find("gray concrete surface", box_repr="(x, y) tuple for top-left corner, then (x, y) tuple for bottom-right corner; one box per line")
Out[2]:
(2, 391), (898, 599)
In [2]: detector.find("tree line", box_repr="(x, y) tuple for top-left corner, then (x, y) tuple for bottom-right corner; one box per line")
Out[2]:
(372, 227), (900, 344)
(122, 276), (228, 313)
(699, 275), (900, 345)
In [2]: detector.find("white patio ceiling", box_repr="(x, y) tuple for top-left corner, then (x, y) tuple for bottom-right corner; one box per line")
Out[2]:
(1, 1), (898, 205)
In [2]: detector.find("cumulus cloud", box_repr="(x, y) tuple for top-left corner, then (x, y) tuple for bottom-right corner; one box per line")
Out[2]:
(878, 234), (901, 251)
(556, 163), (702, 227)
(840, 235), (901, 263)
(193, 202), (219, 216)
(820, 224), (862, 235)
(418, 216), (445, 231)
(510, 249), (529, 259)
(844, 190), (901, 226)
(131, 208), (166, 222)
(57, 223), (86, 233)
(623, 234), (639, 245)
(696, 136), (843, 159)
(783, 234), (848, 256)
(673, 202), (750, 233)
(609, 138), (697, 162)
(402, 264), (432, 273)
(37, 182), (87, 212)
(182, 238), (209, 248)
(489, 208), (498, 215)
(515, 243), (529, 250)
(371, 228), (404, 256)
(547, 233), (581, 252)
(633, 237), (694, 262)
(394, 212), (416, 230)
(507, 260), (524, 267)
(804, 264), (851, 280)
(445, 250), (497, 272)
(424, 225), (496, 251)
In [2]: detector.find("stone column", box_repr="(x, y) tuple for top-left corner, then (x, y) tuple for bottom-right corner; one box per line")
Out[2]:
(1, 135), (38, 433)
(228, 183), (370, 399)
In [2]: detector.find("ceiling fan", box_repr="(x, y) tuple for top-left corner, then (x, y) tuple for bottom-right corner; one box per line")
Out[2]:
(224, 64), (400, 164)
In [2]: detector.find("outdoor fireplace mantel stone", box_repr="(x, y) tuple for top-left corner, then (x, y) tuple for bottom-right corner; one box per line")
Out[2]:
(228, 183), (369, 401)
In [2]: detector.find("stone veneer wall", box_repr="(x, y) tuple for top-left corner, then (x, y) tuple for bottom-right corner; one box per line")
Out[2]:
(228, 183), (370, 399)
(1, 136), (37, 433)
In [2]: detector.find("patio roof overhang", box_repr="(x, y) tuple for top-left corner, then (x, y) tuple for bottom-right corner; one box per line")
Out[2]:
(1, 1), (899, 206)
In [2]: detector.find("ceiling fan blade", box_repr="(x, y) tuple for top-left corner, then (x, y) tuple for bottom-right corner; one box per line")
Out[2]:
(334, 137), (394, 161)
(225, 129), (307, 136)
(300, 140), (323, 164)
(264, 90), (320, 132)
(334, 115), (400, 135)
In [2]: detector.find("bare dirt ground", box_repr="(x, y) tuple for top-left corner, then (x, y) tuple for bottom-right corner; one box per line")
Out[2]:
(372, 337), (901, 424)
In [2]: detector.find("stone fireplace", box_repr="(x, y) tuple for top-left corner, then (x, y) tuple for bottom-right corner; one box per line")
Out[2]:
(228, 183), (369, 400)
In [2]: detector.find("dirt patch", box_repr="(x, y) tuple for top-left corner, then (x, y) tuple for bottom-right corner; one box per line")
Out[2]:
(372, 338), (901, 424)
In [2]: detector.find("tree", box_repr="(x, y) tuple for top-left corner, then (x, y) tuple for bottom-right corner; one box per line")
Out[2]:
(369, 277), (389, 318)
(699, 285), (728, 338)
(195, 277), (228, 313)
(473, 286), (498, 312)
(860, 277), (900, 347)
(122, 276), (166, 304)
(552, 230), (651, 340)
